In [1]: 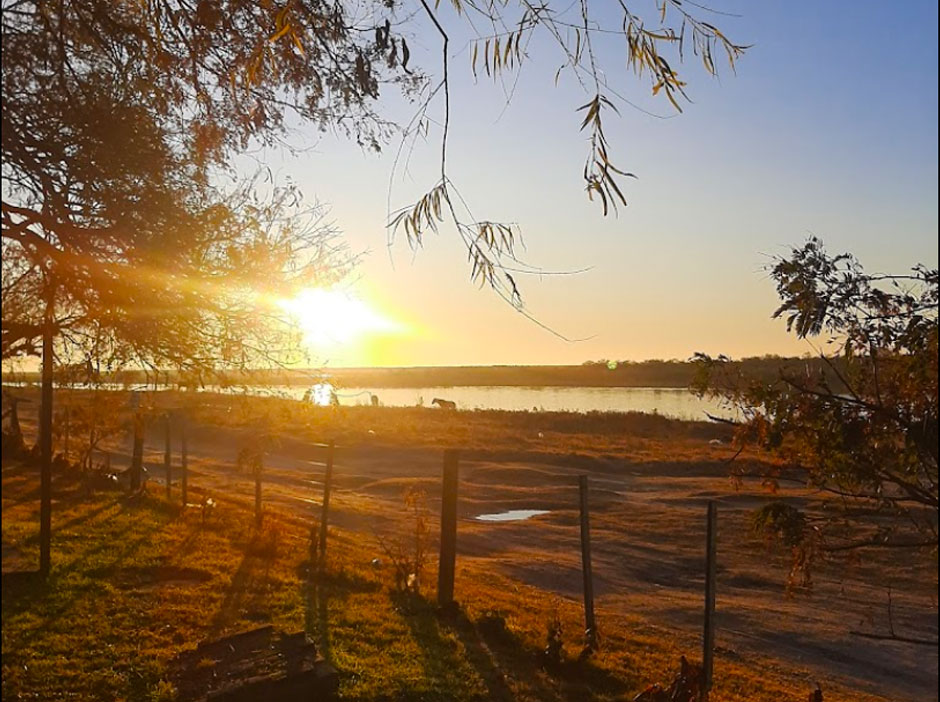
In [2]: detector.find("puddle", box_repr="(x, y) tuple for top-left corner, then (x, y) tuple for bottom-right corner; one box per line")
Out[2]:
(288, 494), (320, 505)
(475, 509), (550, 522)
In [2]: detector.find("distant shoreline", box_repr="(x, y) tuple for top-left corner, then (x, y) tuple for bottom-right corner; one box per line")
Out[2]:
(1, 356), (831, 390)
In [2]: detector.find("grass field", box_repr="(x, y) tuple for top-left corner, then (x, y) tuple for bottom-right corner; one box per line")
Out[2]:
(2, 390), (936, 701)
(3, 464), (878, 702)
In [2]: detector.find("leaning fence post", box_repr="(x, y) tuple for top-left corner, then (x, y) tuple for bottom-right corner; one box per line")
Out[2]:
(702, 501), (718, 699)
(164, 413), (172, 500)
(254, 452), (264, 528)
(180, 419), (188, 506)
(578, 475), (597, 648)
(437, 449), (459, 610)
(317, 441), (335, 569)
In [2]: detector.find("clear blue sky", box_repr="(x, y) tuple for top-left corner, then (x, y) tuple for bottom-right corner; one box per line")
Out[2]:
(268, 0), (939, 367)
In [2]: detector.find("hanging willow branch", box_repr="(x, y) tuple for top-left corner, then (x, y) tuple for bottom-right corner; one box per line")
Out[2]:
(387, 0), (747, 327)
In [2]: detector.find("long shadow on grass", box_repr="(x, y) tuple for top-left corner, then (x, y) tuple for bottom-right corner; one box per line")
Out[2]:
(208, 551), (264, 637)
(391, 592), (633, 702)
(2, 530), (157, 651)
(305, 560), (382, 664)
(51, 498), (119, 532)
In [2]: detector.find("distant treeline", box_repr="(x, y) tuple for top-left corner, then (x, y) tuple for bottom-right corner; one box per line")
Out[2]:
(325, 356), (839, 388)
(2, 356), (841, 389)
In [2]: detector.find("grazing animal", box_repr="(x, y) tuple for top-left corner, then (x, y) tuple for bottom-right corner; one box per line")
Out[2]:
(370, 394), (380, 407)
(431, 398), (457, 410)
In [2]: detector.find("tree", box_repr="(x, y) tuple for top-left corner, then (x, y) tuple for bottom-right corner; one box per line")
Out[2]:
(2, 1), (352, 574)
(3, 0), (748, 333)
(2, 0), (745, 574)
(693, 239), (938, 594)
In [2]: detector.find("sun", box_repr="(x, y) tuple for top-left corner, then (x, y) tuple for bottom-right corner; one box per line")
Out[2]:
(280, 287), (399, 350)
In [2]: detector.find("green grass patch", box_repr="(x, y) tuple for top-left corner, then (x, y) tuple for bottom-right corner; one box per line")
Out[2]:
(2, 462), (883, 701)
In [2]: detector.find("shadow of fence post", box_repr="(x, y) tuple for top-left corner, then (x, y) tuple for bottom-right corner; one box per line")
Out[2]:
(579, 474), (597, 649)
(317, 441), (335, 571)
(437, 449), (459, 610)
(702, 500), (717, 700)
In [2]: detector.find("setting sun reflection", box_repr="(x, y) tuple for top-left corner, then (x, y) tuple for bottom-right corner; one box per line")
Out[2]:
(281, 287), (399, 350)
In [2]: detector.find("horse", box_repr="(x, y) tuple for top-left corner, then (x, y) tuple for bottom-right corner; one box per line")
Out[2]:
(431, 398), (457, 410)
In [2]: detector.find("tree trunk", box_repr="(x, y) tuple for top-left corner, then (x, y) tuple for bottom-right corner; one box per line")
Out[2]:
(39, 293), (54, 577)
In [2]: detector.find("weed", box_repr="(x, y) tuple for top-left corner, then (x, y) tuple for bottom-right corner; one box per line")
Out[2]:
(147, 679), (178, 702)
(374, 485), (430, 594)
(541, 609), (565, 669)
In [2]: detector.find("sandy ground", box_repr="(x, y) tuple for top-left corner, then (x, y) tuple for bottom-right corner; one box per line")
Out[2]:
(12, 414), (940, 701)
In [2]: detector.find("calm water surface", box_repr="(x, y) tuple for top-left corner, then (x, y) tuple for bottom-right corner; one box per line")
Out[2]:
(4, 382), (727, 421)
(246, 384), (727, 420)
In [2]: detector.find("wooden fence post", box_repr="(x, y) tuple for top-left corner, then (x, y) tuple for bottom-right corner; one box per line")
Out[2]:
(180, 419), (188, 506)
(702, 501), (718, 699)
(164, 413), (172, 500)
(437, 449), (459, 610)
(254, 453), (264, 529)
(578, 475), (597, 648)
(39, 317), (53, 578)
(130, 411), (144, 492)
(317, 441), (335, 569)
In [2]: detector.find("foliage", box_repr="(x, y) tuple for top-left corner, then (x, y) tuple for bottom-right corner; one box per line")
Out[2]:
(59, 391), (126, 473)
(694, 238), (938, 564)
(374, 485), (431, 593)
(385, 0), (747, 317)
(148, 679), (178, 702)
(751, 501), (819, 589)
(541, 609), (565, 668)
(236, 445), (265, 477)
(752, 501), (807, 550)
(1, 0), (747, 328)
(2, 0), (358, 370)
(632, 656), (704, 702)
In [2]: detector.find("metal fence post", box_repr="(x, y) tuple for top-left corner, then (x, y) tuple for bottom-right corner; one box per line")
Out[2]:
(579, 475), (597, 648)
(702, 501), (718, 699)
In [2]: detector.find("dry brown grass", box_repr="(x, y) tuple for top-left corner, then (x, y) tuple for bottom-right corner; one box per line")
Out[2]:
(3, 388), (935, 701)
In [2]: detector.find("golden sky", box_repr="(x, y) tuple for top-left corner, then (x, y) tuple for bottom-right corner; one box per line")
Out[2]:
(267, 2), (938, 368)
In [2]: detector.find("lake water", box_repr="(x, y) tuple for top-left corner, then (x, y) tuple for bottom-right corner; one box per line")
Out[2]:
(3, 382), (727, 421)
(265, 384), (726, 421)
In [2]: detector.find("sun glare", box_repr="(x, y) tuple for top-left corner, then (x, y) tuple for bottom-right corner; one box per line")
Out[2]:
(281, 287), (399, 350)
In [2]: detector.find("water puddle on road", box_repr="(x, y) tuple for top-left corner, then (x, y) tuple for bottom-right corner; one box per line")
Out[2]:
(474, 509), (550, 522)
